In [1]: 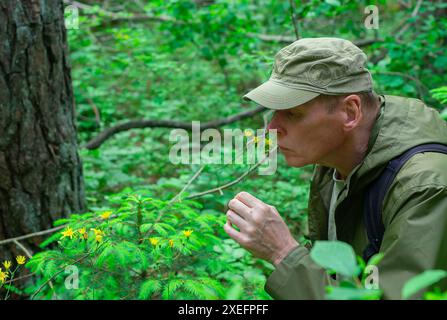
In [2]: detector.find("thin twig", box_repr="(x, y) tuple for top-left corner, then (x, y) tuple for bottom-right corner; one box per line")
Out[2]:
(186, 146), (278, 200)
(395, 0), (423, 40)
(12, 240), (33, 259)
(288, 0), (300, 40)
(169, 165), (206, 204)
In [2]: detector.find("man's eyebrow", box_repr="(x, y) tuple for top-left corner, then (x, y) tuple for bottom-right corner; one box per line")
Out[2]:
(290, 108), (305, 114)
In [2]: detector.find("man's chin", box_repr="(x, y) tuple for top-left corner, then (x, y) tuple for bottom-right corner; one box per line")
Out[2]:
(282, 153), (308, 167)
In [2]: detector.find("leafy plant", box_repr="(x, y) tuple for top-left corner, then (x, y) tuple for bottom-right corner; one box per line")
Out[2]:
(310, 241), (382, 300)
(24, 191), (271, 300)
(402, 270), (447, 300)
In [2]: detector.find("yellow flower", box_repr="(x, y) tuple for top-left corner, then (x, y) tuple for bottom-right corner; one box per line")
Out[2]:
(244, 129), (253, 137)
(90, 228), (104, 237)
(265, 138), (271, 146)
(168, 239), (174, 248)
(16, 255), (26, 265)
(95, 234), (103, 243)
(149, 238), (159, 246)
(2, 260), (12, 270)
(78, 228), (88, 240)
(61, 227), (75, 239)
(0, 270), (8, 283)
(183, 230), (193, 238)
(253, 136), (259, 144)
(100, 211), (112, 220)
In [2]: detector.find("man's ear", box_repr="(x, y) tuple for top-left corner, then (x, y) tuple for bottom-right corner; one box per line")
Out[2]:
(341, 94), (362, 131)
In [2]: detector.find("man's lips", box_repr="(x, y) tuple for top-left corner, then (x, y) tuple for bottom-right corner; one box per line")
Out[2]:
(278, 145), (292, 152)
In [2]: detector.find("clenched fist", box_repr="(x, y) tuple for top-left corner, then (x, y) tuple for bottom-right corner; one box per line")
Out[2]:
(223, 191), (299, 266)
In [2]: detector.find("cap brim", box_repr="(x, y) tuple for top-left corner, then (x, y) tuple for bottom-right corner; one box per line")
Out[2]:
(243, 80), (320, 110)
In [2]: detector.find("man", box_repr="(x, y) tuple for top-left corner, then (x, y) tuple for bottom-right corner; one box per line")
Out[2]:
(223, 37), (447, 299)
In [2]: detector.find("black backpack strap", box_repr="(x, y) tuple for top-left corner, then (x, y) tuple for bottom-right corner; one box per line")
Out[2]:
(362, 143), (447, 263)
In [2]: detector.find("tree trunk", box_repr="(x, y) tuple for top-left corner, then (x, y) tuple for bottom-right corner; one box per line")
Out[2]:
(0, 0), (85, 259)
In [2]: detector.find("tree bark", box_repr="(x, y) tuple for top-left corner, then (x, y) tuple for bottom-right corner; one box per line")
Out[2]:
(0, 0), (85, 258)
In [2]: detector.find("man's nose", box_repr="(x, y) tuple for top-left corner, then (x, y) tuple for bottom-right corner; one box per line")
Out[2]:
(267, 113), (285, 136)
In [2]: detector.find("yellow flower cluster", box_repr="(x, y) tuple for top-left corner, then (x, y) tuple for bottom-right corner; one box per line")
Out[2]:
(60, 227), (105, 243)
(0, 269), (8, 283)
(0, 256), (26, 283)
(100, 211), (112, 220)
(244, 130), (272, 146)
(91, 228), (105, 243)
(147, 230), (194, 249)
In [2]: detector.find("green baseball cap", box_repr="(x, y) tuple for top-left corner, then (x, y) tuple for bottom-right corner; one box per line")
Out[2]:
(243, 37), (373, 110)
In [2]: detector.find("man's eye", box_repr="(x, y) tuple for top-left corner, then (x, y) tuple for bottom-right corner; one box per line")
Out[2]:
(287, 111), (300, 119)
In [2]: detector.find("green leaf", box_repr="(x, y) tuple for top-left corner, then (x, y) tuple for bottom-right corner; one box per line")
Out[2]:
(310, 241), (360, 277)
(325, 0), (341, 6)
(402, 270), (447, 299)
(162, 279), (184, 299)
(39, 232), (63, 248)
(326, 286), (381, 300)
(366, 252), (384, 267)
(225, 282), (244, 299)
(440, 108), (447, 121)
(139, 280), (161, 299)
(140, 223), (153, 233)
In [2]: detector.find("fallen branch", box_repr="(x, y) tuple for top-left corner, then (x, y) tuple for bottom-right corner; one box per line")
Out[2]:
(0, 226), (65, 246)
(83, 106), (265, 150)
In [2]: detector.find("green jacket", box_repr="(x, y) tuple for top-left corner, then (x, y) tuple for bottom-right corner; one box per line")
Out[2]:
(265, 95), (447, 300)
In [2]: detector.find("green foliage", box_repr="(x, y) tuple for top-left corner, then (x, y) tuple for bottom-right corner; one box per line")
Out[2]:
(24, 191), (271, 300)
(402, 270), (447, 300)
(310, 241), (361, 277)
(309, 241), (381, 300)
(311, 241), (447, 300)
(17, 0), (447, 300)
(430, 86), (447, 121)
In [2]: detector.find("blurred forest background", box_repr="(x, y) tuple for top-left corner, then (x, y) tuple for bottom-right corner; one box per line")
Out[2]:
(1, 0), (446, 299)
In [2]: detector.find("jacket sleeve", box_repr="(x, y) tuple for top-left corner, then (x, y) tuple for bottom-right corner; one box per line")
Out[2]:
(376, 184), (447, 299)
(264, 245), (330, 299)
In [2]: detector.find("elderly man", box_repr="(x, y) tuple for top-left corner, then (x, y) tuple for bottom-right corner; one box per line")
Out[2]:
(223, 37), (447, 299)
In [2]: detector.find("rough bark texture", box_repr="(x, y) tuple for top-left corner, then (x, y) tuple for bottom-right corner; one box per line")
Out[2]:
(0, 0), (85, 258)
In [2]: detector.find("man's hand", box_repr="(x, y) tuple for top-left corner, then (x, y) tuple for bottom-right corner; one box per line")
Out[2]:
(223, 191), (299, 266)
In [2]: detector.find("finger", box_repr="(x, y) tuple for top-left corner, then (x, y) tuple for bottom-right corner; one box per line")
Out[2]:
(226, 209), (250, 232)
(236, 191), (264, 208)
(223, 220), (246, 245)
(228, 198), (252, 221)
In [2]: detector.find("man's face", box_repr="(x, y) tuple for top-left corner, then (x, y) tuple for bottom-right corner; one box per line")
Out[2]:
(267, 97), (346, 167)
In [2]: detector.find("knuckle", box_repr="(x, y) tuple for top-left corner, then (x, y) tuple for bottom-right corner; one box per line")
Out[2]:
(246, 226), (256, 235)
(240, 236), (252, 247)
(237, 191), (248, 198)
(252, 212), (264, 224)
(256, 203), (269, 212)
